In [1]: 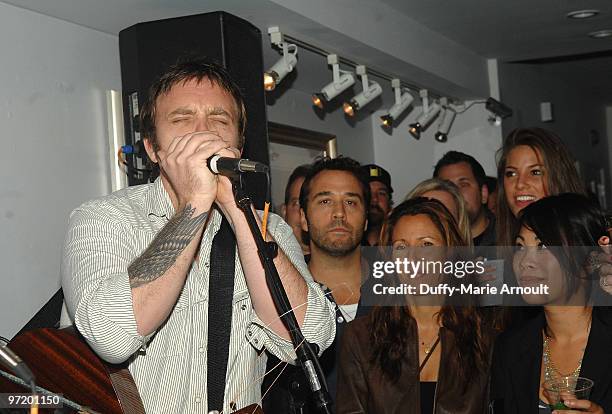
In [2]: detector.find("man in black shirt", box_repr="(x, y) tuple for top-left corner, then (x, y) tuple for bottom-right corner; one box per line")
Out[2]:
(434, 151), (496, 246)
(263, 157), (371, 413)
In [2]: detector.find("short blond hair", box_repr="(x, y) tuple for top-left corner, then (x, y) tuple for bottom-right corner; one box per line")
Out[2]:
(404, 178), (473, 246)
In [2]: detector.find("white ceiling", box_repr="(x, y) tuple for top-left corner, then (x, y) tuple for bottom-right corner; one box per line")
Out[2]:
(0, 0), (279, 36)
(381, 0), (612, 61)
(2, 0), (612, 98)
(6, 0), (611, 61)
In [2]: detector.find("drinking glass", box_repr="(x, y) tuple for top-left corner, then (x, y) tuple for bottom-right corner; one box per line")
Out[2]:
(543, 376), (594, 410)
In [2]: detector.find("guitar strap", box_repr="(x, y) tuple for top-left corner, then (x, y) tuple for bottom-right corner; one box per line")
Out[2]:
(107, 366), (146, 413)
(207, 215), (237, 412)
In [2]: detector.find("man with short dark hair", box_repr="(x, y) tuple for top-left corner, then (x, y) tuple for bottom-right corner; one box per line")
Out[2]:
(300, 157), (370, 298)
(281, 164), (312, 255)
(299, 157), (371, 404)
(61, 57), (335, 413)
(359, 164), (393, 246)
(264, 157), (370, 413)
(434, 151), (496, 246)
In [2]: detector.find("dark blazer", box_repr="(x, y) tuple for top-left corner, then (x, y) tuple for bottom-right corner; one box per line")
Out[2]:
(336, 315), (493, 414)
(490, 307), (612, 413)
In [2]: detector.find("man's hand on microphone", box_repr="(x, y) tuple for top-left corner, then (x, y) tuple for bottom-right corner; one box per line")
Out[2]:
(215, 146), (241, 208)
(156, 132), (229, 214)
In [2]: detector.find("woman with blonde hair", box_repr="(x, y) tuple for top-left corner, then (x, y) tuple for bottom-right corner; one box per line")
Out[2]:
(405, 178), (472, 247)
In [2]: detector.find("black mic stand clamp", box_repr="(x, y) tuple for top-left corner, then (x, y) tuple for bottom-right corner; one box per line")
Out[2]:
(231, 178), (333, 414)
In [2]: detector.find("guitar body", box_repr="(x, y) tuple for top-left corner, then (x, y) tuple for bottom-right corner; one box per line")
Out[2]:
(0, 327), (144, 413)
(0, 328), (263, 414)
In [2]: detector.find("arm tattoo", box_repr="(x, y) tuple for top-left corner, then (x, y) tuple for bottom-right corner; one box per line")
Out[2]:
(128, 204), (208, 288)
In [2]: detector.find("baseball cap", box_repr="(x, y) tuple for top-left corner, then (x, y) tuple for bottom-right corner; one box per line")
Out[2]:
(360, 164), (393, 194)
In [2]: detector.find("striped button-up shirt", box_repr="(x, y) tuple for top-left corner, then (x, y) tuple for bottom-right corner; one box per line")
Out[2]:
(61, 178), (336, 413)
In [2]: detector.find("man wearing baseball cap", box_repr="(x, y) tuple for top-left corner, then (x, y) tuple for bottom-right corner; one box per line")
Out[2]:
(360, 164), (393, 246)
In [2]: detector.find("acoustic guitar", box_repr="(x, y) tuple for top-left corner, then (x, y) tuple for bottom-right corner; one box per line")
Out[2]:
(0, 328), (262, 414)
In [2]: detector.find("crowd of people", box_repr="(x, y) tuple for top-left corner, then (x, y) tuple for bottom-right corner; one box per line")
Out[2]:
(59, 56), (612, 414)
(264, 106), (612, 413)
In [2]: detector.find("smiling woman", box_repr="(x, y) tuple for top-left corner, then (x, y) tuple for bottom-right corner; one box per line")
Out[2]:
(495, 128), (586, 247)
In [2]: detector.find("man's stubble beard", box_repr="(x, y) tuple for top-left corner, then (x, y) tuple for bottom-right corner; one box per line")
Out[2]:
(308, 221), (363, 257)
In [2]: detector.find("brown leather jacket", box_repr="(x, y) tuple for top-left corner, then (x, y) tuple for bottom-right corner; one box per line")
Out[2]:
(336, 315), (493, 414)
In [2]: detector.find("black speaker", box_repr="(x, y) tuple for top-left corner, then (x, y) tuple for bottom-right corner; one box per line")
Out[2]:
(16, 289), (64, 337)
(119, 11), (269, 208)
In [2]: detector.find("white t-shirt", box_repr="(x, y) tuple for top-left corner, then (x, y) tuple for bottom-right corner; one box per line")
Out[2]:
(338, 302), (359, 322)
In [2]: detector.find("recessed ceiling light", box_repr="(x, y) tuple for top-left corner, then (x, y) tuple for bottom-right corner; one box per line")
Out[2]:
(589, 29), (612, 39)
(567, 9), (599, 19)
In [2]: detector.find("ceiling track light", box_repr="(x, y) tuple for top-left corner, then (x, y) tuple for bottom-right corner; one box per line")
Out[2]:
(343, 65), (382, 117)
(264, 27), (298, 92)
(485, 97), (512, 119)
(452, 97), (512, 126)
(409, 90), (441, 140)
(487, 115), (502, 126)
(589, 29), (612, 39)
(434, 98), (457, 143)
(566, 9), (599, 19)
(312, 54), (355, 109)
(380, 78), (414, 127)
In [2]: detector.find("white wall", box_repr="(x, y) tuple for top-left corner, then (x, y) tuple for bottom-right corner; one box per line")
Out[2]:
(0, 3), (121, 337)
(432, 104), (502, 177)
(372, 103), (503, 201)
(268, 142), (321, 211)
(266, 87), (375, 163)
(499, 62), (611, 207)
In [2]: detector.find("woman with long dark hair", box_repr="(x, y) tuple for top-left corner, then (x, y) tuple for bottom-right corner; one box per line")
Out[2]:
(336, 198), (493, 413)
(491, 193), (612, 413)
(496, 127), (585, 247)
(493, 128), (589, 324)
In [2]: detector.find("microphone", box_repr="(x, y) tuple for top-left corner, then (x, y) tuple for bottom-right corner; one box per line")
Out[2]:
(0, 344), (35, 384)
(207, 155), (269, 176)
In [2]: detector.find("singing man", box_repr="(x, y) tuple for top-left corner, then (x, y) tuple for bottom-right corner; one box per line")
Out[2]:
(61, 56), (335, 414)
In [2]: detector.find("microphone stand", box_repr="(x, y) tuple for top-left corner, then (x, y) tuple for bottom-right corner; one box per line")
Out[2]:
(231, 177), (332, 414)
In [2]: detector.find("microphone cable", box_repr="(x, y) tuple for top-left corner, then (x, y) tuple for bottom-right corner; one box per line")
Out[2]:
(118, 144), (155, 182)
